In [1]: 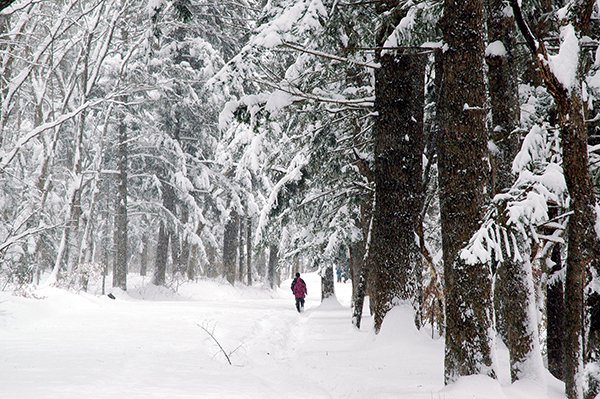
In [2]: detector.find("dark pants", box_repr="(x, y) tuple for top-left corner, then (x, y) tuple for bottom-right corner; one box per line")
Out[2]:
(295, 297), (305, 312)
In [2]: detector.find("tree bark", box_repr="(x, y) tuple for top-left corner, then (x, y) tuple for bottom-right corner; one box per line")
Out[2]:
(586, 260), (600, 399)
(486, 0), (520, 196)
(267, 244), (278, 289)
(322, 264), (334, 300)
(112, 101), (128, 291)
(439, 0), (496, 382)
(238, 215), (245, 282)
(371, 53), (426, 333)
(246, 217), (252, 285)
(223, 210), (239, 285)
(561, 92), (597, 399)
(153, 220), (169, 286)
(140, 234), (149, 276)
(153, 182), (175, 286)
(486, 3), (544, 380)
(499, 230), (544, 382)
(509, 1), (600, 396)
(547, 206), (564, 380)
(349, 240), (366, 307)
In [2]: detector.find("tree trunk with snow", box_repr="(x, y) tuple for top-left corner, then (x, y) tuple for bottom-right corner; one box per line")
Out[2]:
(486, 0), (520, 197)
(370, 53), (426, 333)
(509, 1), (600, 395)
(349, 240), (366, 308)
(560, 91), (599, 399)
(439, 0), (497, 382)
(499, 231), (545, 382)
(486, 2), (544, 382)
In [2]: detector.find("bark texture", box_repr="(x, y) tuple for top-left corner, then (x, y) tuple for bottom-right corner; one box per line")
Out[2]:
(223, 210), (239, 285)
(547, 206), (564, 380)
(153, 220), (169, 286)
(439, 0), (496, 382)
(246, 217), (252, 285)
(322, 264), (335, 300)
(371, 53), (426, 333)
(113, 105), (128, 291)
(486, 0), (520, 196)
(499, 232), (544, 382)
(153, 182), (175, 286)
(267, 244), (278, 289)
(509, 1), (600, 396)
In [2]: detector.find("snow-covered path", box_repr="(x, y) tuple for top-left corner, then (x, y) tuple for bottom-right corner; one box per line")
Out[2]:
(0, 273), (566, 399)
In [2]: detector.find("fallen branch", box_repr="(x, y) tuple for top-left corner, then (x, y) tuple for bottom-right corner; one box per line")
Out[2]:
(197, 322), (242, 365)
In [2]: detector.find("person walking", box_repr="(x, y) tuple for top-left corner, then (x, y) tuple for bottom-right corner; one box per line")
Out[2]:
(291, 272), (307, 312)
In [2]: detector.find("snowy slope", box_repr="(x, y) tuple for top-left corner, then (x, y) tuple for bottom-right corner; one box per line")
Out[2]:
(0, 273), (566, 398)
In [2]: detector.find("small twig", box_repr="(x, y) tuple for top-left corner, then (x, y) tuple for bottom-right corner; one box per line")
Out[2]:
(197, 323), (232, 365)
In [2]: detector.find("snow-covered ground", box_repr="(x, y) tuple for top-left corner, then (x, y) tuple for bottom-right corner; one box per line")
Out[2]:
(1, 272), (566, 398)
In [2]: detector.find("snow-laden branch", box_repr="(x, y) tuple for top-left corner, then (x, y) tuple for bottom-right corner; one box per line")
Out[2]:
(1, 0), (96, 125)
(0, 223), (63, 254)
(254, 151), (309, 245)
(0, 99), (103, 174)
(281, 41), (379, 69)
(86, 0), (133, 97)
(255, 78), (374, 108)
(461, 163), (568, 265)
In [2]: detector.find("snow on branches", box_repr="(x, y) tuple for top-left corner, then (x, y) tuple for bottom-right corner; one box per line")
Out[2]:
(461, 124), (568, 266)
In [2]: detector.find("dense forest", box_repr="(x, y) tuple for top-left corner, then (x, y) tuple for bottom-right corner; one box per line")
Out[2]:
(0, 0), (599, 397)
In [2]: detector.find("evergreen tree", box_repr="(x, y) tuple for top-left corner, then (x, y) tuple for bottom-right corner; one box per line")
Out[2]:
(438, 0), (497, 383)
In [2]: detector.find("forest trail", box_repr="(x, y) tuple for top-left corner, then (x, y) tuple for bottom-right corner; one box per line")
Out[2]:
(0, 273), (358, 398)
(0, 273), (563, 399)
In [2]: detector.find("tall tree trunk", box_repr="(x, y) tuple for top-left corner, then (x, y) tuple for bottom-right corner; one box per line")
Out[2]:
(223, 210), (239, 285)
(486, 0), (520, 196)
(561, 91), (597, 399)
(487, 0), (543, 382)
(353, 196), (374, 329)
(112, 100), (128, 291)
(352, 264), (368, 329)
(439, 0), (496, 383)
(187, 224), (203, 280)
(140, 234), (149, 276)
(547, 205), (564, 380)
(509, 1), (600, 397)
(238, 215), (245, 282)
(371, 53), (426, 333)
(153, 220), (169, 286)
(349, 240), (366, 307)
(180, 205), (190, 279)
(500, 232), (545, 382)
(246, 217), (252, 285)
(153, 181), (175, 285)
(586, 260), (600, 399)
(267, 244), (278, 289)
(170, 215), (182, 277)
(322, 264), (334, 300)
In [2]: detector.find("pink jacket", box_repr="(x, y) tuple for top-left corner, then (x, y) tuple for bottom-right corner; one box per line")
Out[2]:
(293, 278), (307, 299)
